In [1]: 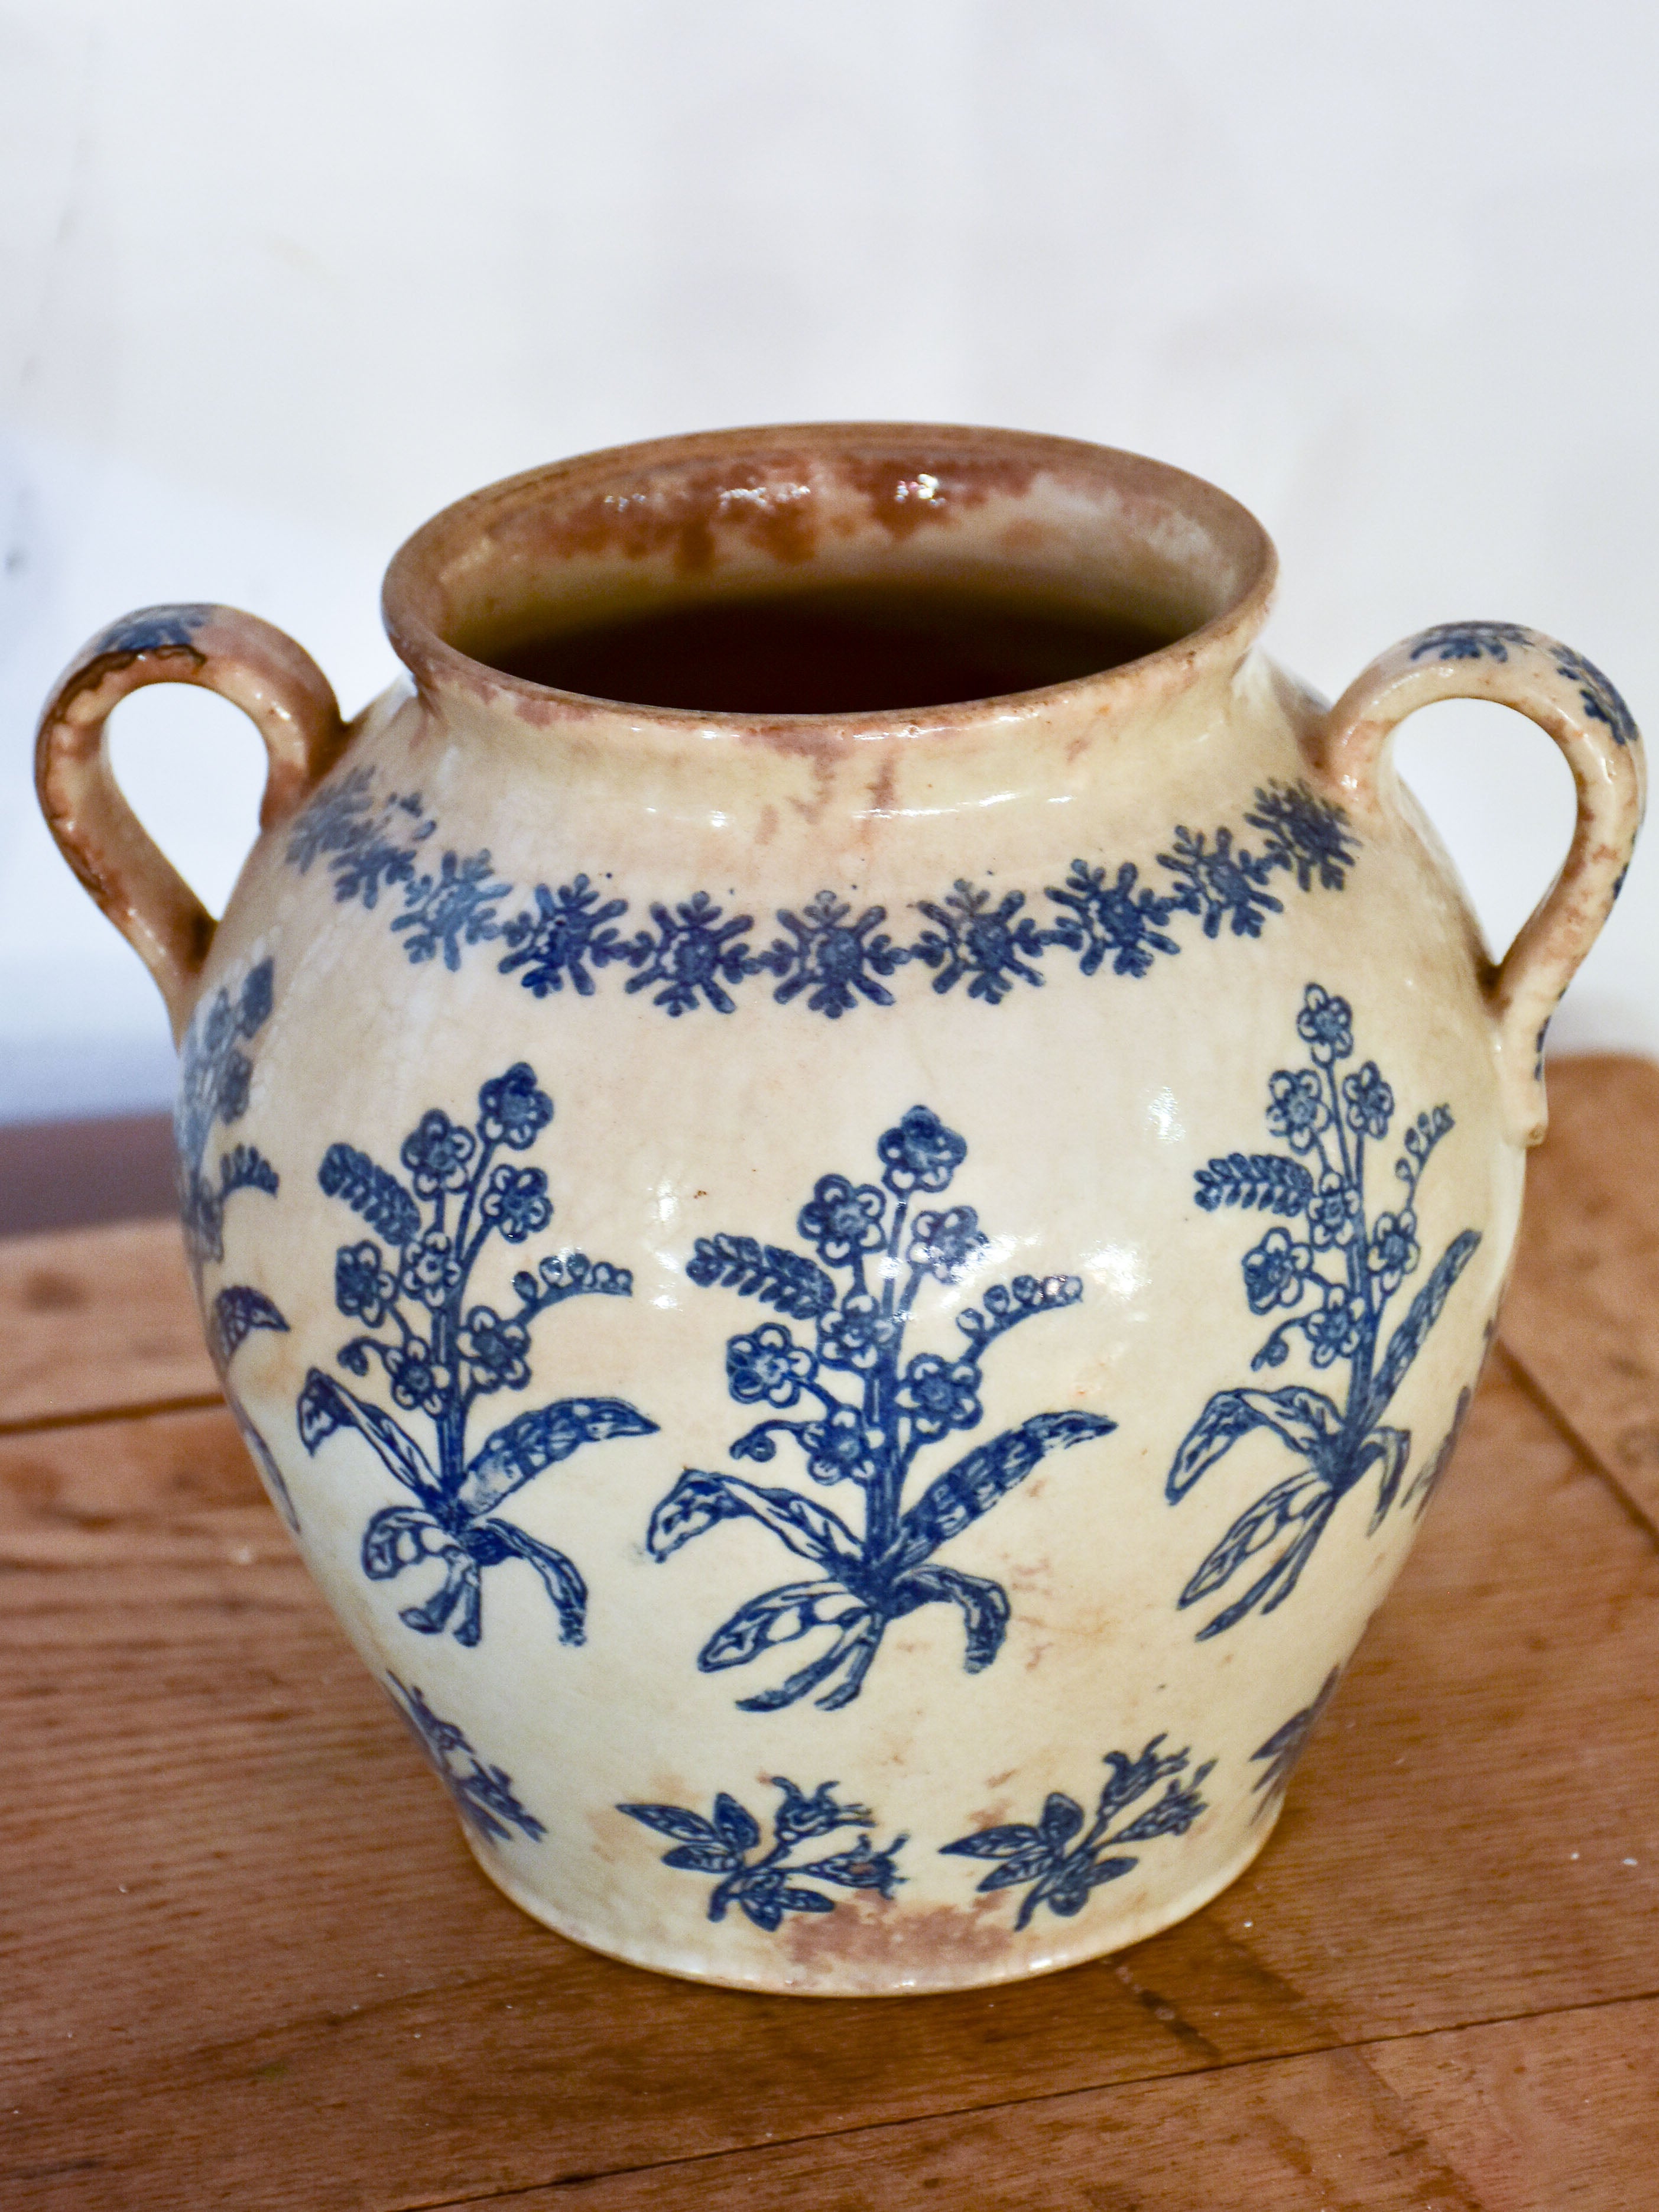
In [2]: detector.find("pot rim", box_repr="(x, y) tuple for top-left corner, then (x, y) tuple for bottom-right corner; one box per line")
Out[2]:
(382, 421), (1278, 738)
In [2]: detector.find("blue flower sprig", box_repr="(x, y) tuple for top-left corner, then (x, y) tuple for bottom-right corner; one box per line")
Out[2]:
(298, 1062), (658, 1648)
(646, 1105), (1112, 1711)
(619, 1777), (905, 1931)
(941, 1736), (1213, 1928)
(1167, 982), (1480, 1636)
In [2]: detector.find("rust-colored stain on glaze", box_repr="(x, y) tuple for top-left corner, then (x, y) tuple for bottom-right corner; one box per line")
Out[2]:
(782, 1892), (1016, 1987)
(491, 459), (820, 576)
(836, 452), (1041, 542)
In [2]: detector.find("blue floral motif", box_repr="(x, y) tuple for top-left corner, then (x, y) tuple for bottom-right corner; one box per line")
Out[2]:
(298, 1063), (658, 1647)
(648, 1110), (1113, 1711)
(876, 1104), (967, 1193)
(392, 849), (509, 971)
(1408, 621), (1535, 664)
(1551, 644), (1639, 748)
(1158, 823), (1283, 939)
(1244, 781), (1358, 894)
(284, 765), (434, 904)
(498, 876), (632, 996)
(728, 1324), (816, 1409)
(1249, 1668), (1340, 1817)
(176, 958), (281, 1269)
(1267, 1068), (1330, 1152)
(1342, 1061), (1394, 1139)
(91, 605), (213, 658)
(388, 1675), (546, 1844)
(1167, 983), (1481, 1636)
(174, 959), (293, 1526)
(282, 769), (1358, 1011)
(910, 882), (1049, 1003)
(1401, 1382), (1475, 1519)
(1044, 860), (1182, 978)
(941, 1737), (1213, 1929)
(1242, 1227), (1311, 1313)
(619, 1778), (906, 1931)
(619, 893), (756, 1016)
(798, 1174), (888, 1264)
(755, 892), (911, 1016)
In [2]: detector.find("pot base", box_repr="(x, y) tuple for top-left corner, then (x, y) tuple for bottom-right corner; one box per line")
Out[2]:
(459, 1808), (1287, 1999)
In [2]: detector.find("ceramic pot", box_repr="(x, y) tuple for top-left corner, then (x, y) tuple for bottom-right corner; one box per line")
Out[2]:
(35, 425), (1644, 1995)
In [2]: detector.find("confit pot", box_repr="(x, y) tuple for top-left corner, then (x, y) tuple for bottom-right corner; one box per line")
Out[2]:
(35, 424), (1645, 1995)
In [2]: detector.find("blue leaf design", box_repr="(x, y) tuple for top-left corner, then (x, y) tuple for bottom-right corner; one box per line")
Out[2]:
(1193, 1153), (1314, 1215)
(228, 1403), (300, 1533)
(1165, 1386), (1342, 1501)
(736, 1614), (885, 1712)
(699, 1581), (866, 1669)
(317, 1142), (421, 1247)
(684, 1234), (836, 1320)
(939, 1821), (1046, 1860)
(891, 1564), (1011, 1672)
(1361, 1426), (1412, 1530)
(713, 1793), (762, 1852)
(1186, 1487), (1340, 1641)
(775, 1886), (837, 1915)
(209, 1285), (288, 1370)
(661, 1843), (742, 1873)
(482, 1520), (587, 1645)
(362, 1503), (449, 1579)
(894, 1410), (1113, 1567)
(647, 1470), (861, 1571)
(459, 1396), (658, 1513)
(1040, 1792), (1085, 1848)
(299, 1368), (438, 1499)
(618, 1803), (723, 1844)
(1179, 1466), (1337, 1607)
(1367, 1230), (1482, 1419)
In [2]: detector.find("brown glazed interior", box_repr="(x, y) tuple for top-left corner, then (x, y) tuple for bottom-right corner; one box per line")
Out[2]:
(382, 424), (1277, 728)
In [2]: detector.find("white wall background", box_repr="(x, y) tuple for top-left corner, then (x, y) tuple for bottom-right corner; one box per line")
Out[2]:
(2, 0), (1656, 1121)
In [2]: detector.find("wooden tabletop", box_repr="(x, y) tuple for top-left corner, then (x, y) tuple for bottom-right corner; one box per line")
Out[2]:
(4, 1059), (1657, 2211)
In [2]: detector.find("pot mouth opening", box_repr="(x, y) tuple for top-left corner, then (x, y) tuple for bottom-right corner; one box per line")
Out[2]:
(383, 423), (1276, 728)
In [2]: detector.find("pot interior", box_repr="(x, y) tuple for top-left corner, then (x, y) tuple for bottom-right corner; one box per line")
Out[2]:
(386, 426), (1274, 720)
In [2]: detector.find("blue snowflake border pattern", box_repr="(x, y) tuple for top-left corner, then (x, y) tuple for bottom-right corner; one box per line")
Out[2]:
(283, 768), (1357, 1016)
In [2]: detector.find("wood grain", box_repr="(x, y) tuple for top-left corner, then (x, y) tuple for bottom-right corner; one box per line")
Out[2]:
(0, 1219), (212, 1431)
(478, 1999), (1659, 2211)
(1503, 1054), (1659, 1533)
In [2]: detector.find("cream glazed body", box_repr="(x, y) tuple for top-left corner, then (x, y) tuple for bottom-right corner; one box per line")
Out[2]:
(36, 428), (1643, 1994)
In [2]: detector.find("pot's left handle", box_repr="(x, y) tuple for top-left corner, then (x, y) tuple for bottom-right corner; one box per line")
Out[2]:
(35, 603), (346, 1040)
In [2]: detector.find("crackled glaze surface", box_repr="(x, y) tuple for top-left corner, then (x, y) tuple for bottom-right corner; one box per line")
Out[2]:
(34, 426), (1644, 1993)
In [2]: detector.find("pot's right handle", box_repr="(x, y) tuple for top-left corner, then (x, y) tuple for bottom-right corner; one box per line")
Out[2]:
(1306, 622), (1645, 1149)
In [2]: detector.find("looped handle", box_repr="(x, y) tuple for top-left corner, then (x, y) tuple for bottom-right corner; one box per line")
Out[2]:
(35, 603), (345, 1039)
(1307, 621), (1645, 1148)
